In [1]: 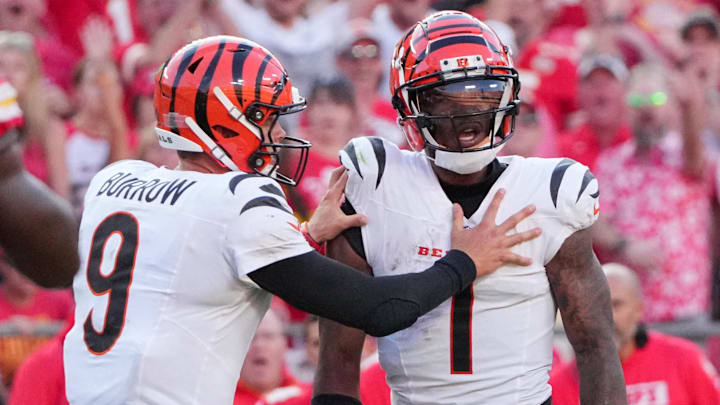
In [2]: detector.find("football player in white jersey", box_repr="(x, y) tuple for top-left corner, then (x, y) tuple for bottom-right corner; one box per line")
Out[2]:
(0, 78), (79, 287)
(63, 36), (543, 405)
(314, 11), (626, 405)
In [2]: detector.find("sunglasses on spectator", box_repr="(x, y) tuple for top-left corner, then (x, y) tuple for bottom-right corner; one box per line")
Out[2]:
(626, 91), (668, 108)
(342, 44), (379, 60)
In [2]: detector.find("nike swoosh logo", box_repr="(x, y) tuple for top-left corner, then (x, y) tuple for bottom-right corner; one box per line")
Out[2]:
(288, 221), (301, 232)
(593, 204), (600, 216)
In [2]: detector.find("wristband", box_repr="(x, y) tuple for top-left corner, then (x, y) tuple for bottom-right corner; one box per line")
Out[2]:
(300, 222), (326, 255)
(311, 394), (362, 405)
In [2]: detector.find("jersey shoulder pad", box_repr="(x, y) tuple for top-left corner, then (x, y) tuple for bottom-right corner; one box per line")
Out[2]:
(339, 137), (402, 205)
(542, 157), (600, 230)
(339, 136), (397, 189)
(224, 172), (294, 218)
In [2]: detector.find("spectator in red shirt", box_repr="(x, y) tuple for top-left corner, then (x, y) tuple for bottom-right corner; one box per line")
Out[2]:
(0, 0), (78, 93)
(8, 317), (72, 405)
(287, 76), (358, 219)
(66, 21), (132, 215)
(550, 263), (720, 405)
(0, 254), (73, 387)
(557, 54), (632, 171)
(234, 308), (312, 405)
(680, 11), (720, 154)
(592, 63), (716, 322)
(0, 31), (70, 198)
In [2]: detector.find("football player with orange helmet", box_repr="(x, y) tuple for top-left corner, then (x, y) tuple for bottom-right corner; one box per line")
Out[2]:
(314, 11), (625, 405)
(63, 36), (541, 405)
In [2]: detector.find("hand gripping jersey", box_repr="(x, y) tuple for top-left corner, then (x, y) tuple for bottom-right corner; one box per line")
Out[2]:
(64, 160), (312, 405)
(339, 137), (599, 405)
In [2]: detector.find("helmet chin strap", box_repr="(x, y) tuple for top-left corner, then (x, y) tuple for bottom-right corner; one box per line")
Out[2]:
(428, 143), (505, 174)
(185, 116), (241, 171)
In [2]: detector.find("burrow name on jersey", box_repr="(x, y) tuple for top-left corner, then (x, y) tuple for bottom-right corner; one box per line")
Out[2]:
(96, 171), (197, 206)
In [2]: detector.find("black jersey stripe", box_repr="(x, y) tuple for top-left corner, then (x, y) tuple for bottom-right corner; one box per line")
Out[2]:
(550, 158), (575, 208)
(169, 44), (200, 134)
(576, 169), (596, 203)
(231, 43), (254, 107)
(194, 40), (227, 138)
(260, 183), (285, 198)
(368, 138), (386, 189)
(342, 142), (364, 179)
(229, 173), (261, 194)
(240, 196), (291, 215)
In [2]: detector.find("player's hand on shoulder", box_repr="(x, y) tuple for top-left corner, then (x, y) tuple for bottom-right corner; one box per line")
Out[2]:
(307, 167), (368, 243)
(450, 189), (542, 277)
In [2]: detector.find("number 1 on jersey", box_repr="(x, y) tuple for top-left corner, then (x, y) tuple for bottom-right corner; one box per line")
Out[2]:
(450, 286), (473, 374)
(83, 212), (139, 355)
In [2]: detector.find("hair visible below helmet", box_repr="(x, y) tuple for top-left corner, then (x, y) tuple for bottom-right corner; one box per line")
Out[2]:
(154, 35), (310, 186)
(389, 11), (520, 155)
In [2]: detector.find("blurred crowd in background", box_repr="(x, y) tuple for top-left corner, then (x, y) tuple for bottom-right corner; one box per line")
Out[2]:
(2, 0), (720, 404)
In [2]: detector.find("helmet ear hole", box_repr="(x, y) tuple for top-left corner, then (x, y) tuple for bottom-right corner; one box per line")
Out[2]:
(246, 106), (265, 123)
(248, 152), (266, 169)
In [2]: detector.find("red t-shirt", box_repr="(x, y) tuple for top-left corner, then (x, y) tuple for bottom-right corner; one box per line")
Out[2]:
(556, 123), (632, 172)
(360, 362), (391, 405)
(549, 332), (720, 405)
(234, 370), (312, 405)
(292, 150), (340, 215)
(516, 28), (581, 131)
(0, 289), (73, 322)
(8, 320), (72, 405)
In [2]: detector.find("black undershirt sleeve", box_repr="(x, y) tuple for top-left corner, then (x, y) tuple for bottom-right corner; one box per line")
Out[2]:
(339, 199), (366, 261)
(247, 249), (475, 337)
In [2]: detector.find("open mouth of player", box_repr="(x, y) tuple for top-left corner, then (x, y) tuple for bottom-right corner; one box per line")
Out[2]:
(455, 124), (489, 149)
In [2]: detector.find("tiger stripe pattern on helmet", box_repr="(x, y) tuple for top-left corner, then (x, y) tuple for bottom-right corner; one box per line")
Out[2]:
(154, 36), (310, 186)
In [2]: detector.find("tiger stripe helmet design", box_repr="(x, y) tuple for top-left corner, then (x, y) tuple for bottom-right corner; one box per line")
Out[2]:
(154, 36), (310, 186)
(390, 11), (520, 153)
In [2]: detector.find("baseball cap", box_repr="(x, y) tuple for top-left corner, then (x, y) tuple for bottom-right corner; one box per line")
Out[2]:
(577, 54), (629, 82)
(681, 11), (720, 41)
(337, 19), (381, 59)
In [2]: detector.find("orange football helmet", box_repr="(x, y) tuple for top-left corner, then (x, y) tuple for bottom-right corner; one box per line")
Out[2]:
(154, 36), (310, 185)
(389, 11), (520, 155)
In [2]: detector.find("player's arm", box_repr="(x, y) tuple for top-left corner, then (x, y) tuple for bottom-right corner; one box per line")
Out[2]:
(0, 133), (79, 288)
(248, 189), (540, 338)
(312, 233), (372, 405)
(546, 227), (627, 405)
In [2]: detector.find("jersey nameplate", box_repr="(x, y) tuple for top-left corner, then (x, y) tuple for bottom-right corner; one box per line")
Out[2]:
(96, 172), (197, 206)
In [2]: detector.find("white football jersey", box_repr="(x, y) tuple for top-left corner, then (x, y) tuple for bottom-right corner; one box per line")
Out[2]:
(64, 160), (312, 405)
(339, 137), (599, 405)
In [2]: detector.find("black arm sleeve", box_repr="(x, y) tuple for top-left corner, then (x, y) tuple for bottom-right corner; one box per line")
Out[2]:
(311, 394), (362, 405)
(247, 250), (475, 337)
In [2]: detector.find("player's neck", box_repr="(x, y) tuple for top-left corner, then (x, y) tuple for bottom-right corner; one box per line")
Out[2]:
(177, 155), (230, 174)
(431, 162), (492, 186)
